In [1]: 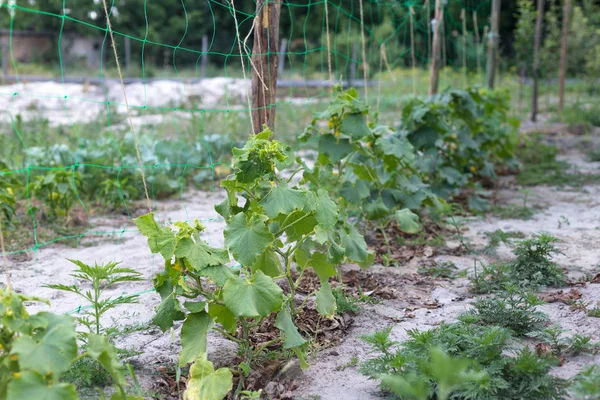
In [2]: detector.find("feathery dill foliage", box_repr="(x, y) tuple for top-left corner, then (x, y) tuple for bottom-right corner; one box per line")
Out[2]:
(359, 322), (567, 400)
(470, 233), (567, 294)
(461, 285), (547, 336)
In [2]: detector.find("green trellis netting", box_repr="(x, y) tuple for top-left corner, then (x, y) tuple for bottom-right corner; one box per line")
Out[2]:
(0, 0), (494, 310)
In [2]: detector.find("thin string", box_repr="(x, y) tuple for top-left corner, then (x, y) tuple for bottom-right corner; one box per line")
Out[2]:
(358, 0), (368, 102)
(324, 0), (333, 89)
(409, 6), (417, 95)
(101, 0), (152, 212)
(229, 0), (255, 133)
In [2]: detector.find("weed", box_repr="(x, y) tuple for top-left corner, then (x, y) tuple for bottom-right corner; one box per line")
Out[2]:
(516, 136), (600, 187)
(470, 260), (512, 294)
(561, 103), (600, 129)
(528, 326), (600, 359)
(491, 190), (535, 220)
(62, 356), (113, 389)
(587, 148), (600, 162)
(360, 321), (566, 399)
(483, 229), (526, 256)
(510, 233), (566, 288)
(516, 137), (572, 186)
(569, 365), (600, 399)
(587, 307), (600, 318)
(471, 233), (566, 292)
(46, 259), (143, 336)
(418, 261), (466, 279)
(335, 356), (359, 371)
(396, 231), (446, 248)
(491, 203), (535, 220)
(557, 216), (570, 228)
(332, 288), (360, 315)
(463, 285), (547, 336)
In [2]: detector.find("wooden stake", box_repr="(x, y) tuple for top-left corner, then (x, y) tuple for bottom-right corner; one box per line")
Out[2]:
(473, 11), (481, 77)
(409, 6), (417, 95)
(558, 0), (572, 113)
(425, 0), (431, 66)
(461, 9), (467, 87)
(251, 0), (281, 133)
(428, 0), (443, 96)
(486, 0), (501, 88)
(201, 35), (208, 79)
(531, 0), (545, 122)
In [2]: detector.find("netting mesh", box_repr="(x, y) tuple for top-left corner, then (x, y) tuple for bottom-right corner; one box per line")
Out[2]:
(0, 0), (494, 309)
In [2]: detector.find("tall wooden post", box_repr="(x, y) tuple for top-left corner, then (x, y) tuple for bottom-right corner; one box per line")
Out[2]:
(124, 36), (131, 73)
(409, 6), (417, 95)
(531, 0), (545, 122)
(278, 39), (287, 74)
(428, 0), (443, 96)
(461, 9), (467, 87)
(1, 38), (8, 80)
(251, 0), (281, 133)
(349, 43), (359, 87)
(486, 0), (500, 88)
(473, 11), (481, 77)
(558, 0), (572, 113)
(201, 35), (208, 79)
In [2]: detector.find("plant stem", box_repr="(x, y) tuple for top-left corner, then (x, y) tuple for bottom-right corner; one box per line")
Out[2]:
(214, 327), (244, 344)
(93, 275), (101, 335)
(235, 319), (252, 395)
(379, 222), (392, 257)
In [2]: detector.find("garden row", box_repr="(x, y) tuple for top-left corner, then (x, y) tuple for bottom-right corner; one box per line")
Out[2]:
(1, 86), (524, 399)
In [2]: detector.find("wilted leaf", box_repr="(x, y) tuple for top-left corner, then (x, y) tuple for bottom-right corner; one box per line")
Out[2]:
(184, 358), (233, 400)
(394, 209), (422, 234)
(179, 312), (212, 367)
(275, 308), (307, 349)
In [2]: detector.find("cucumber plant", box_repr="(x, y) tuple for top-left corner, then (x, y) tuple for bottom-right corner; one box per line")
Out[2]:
(299, 86), (440, 253)
(27, 168), (83, 222)
(136, 128), (372, 398)
(0, 162), (20, 225)
(401, 87), (519, 210)
(0, 289), (141, 400)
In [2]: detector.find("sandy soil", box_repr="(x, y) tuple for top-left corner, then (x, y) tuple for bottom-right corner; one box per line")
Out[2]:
(2, 126), (600, 399)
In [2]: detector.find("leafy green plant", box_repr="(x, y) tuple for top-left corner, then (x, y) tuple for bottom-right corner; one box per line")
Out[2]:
(27, 168), (83, 222)
(463, 285), (547, 336)
(470, 260), (512, 294)
(418, 261), (465, 279)
(514, 136), (598, 187)
(470, 233), (566, 292)
(298, 86), (439, 253)
(360, 321), (566, 400)
(332, 288), (361, 315)
(0, 289), (141, 400)
(510, 233), (566, 288)
(570, 365), (600, 399)
(0, 162), (20, 225)
(401, 87), (519, 210)
(136, 129), (372, 397)
(482, 229), (526, 256)
(587, 307), (600, 318)
(379, 347), (487, 400)
(95, 177), (140, 210)
(528, 326), (600, 360)
(45, 259), (143, 336)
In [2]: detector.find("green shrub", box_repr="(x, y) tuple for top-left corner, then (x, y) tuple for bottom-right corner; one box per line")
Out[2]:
(401, 87), (519, 210)
(462, 286), (547, 336)
(360, 321), (566, 400)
